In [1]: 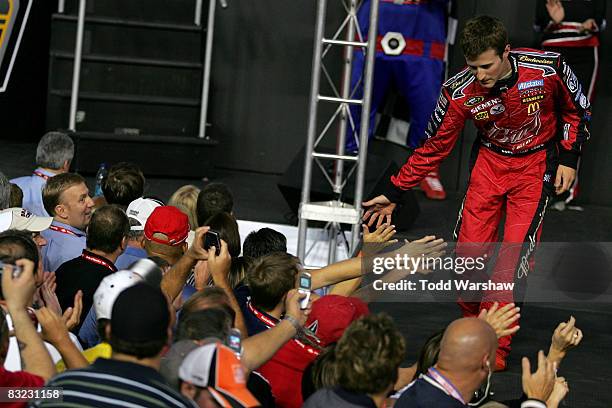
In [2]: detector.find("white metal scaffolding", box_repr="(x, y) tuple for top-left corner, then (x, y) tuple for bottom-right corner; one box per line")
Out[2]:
(297, 0), (379, 264)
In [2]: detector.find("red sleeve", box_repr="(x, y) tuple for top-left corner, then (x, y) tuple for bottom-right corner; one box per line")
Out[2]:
(555, 57), (592, 168)
(0, 369), (45, 388)
(387, 88), (467, 196)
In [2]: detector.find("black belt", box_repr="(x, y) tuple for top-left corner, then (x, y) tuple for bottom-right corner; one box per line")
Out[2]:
(478, 137), (554, 157)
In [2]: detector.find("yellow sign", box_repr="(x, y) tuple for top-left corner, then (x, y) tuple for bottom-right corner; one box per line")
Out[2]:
(0, 0), (33, 92)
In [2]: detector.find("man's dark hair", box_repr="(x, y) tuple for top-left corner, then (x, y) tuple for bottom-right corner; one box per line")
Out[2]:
(180, 287), (235, 323)
(246, 252), (301, 311)
(460, 15), (508, 60)
(42, 172), (87, 216)
(414, 329), (443, 381)
(9, 183), (23, 208)
(176, 308), (232, 342)
(243, 228), (287, 261)
(0, 172), (9, 211)
(196, 183), (233, 227)
(0, 230), (40, 300)
(86, 205), (129, 253)
(205, 212), (241, 258)
(303, 345), (339, 399)
(0, 308), (8, 359)
(102, 162), (145, 207)
(334, 313), (406, 395)
(0, 230), (39, 269)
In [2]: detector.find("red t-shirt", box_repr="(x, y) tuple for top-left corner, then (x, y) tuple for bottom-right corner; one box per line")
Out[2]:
(258, 340), (318, 408)
(0, 365), (45, 408)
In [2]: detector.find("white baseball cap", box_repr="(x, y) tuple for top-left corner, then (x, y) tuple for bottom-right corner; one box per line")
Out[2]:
(93, 270), (143, 320)
(0, 208), (53, 233)
(126, 197), (163, 231)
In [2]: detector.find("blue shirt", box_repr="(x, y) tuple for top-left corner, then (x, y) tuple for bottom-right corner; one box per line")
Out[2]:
(41, 220), (87, 272)
(10, 168), (55, 216)
(115, 246), (148, 270)
(78, 306), (100, 349)
(234, 283), (276, 337)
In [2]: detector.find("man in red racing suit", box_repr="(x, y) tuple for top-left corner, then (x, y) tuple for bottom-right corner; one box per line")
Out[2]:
(363, 16), (591, 370)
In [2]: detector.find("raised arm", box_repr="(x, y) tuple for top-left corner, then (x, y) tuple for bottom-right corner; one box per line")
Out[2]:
(364, 87), (467, 227)
(2, 260), (55, 381)
(207, 240), (248, 337)
(240, 289), (310, 371)
(161, 226), (209, 301)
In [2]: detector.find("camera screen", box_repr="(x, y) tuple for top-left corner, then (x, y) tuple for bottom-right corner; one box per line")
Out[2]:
(229, 335), (240, 349)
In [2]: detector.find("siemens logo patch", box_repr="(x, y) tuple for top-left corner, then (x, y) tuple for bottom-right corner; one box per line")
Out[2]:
(518, 80), (544, 91)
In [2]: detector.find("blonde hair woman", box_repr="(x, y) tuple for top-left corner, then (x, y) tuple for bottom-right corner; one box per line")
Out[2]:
(169, 184), (200, 231)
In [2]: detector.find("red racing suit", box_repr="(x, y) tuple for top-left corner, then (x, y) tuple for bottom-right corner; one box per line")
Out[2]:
(383, 48), (591, 357)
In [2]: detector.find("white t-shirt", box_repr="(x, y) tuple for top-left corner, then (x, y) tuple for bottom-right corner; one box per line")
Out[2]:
(3, 311), (83, 371)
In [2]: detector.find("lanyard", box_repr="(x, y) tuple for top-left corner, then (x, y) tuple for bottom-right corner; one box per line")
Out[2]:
(247, 301), (321, 356)
(49, 225), (83, 237)
(425, 368), (466, 405)
(33, 170), (50, 180)
(81, 252), (116, 272)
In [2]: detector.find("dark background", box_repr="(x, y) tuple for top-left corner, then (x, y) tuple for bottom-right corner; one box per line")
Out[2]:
(1, 0), (610, 205)
(207, 0), (611, 204)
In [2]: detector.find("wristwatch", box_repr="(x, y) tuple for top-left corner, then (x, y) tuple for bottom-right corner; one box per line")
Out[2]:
(283, 315), (301, 333)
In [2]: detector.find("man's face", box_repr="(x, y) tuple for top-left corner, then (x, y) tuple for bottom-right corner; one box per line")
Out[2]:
(32, 233), (46, 284)
(466, 47), (510, 88)
(180, 383), (219, 408)
(57, 183), (94, 230)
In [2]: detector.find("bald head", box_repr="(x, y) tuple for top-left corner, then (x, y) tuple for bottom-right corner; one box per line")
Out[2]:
(437, 318), (497, 374)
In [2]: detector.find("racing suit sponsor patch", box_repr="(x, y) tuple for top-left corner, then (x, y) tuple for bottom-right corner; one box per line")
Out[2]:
(475, 111), (489, 121)
(517, 79), (544, 91)
(521, 94), (545, 104)
(518, 55), (555, 65)
(464, 96), (484, 107)
(490, 104), (505, 115)
(425, 93), (449, 139)
(487, 111), (541, 145)
(470, 98), (502, 114)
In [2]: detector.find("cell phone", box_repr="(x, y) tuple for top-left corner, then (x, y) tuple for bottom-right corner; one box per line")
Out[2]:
(298, 271), (312, 309)
(0, 261), (22, 279)
(227, 328), (242, 357)
(203, 230), (221, 256)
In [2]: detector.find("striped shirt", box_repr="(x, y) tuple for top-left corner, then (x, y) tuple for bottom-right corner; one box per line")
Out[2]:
(30, 358), (197, 408)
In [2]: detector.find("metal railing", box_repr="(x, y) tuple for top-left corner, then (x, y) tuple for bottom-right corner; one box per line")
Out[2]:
(62, 0), (227, 137)
(297, 0), (379, 264)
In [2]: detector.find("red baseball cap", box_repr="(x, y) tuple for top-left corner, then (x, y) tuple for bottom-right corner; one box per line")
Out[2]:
(305, 295), (370, 347)
(144, 206), (189, 246)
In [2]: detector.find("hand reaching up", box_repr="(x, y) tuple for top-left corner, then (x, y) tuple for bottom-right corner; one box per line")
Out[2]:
(522, 350), (556, 402)
(478, 302), (520, 339)
(362, 195), (396, 228)
(548, 316), (582, 365)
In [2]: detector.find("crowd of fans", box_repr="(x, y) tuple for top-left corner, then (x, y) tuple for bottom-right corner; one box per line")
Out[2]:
(0, 132), (584, 407)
